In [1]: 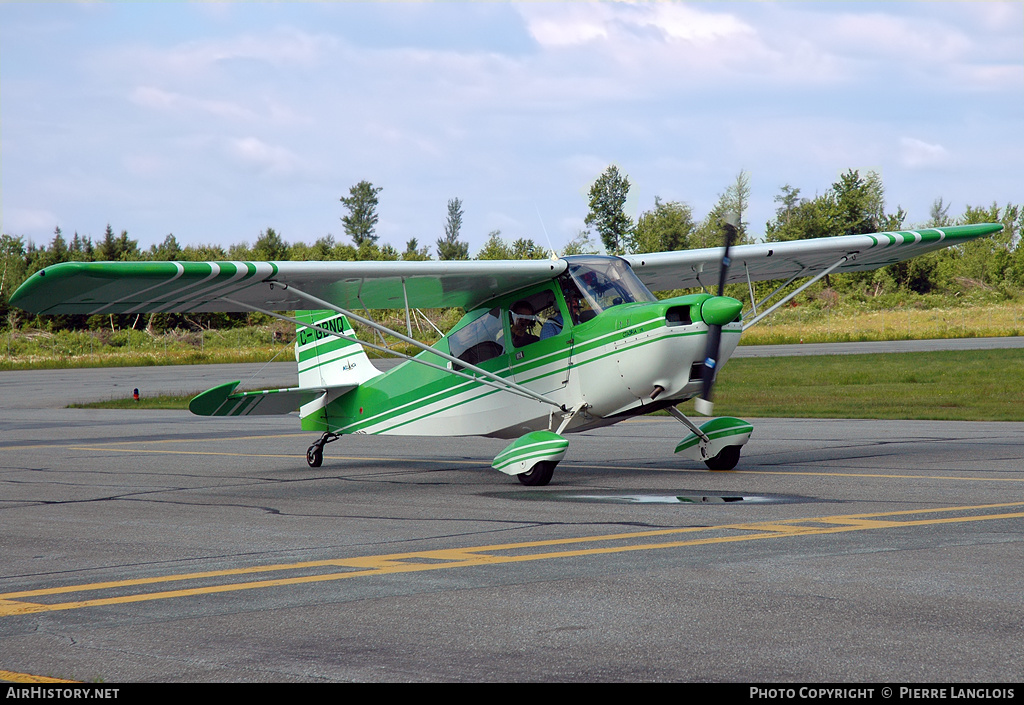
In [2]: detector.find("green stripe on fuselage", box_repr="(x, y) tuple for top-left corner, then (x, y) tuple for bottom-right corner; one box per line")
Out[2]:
(307, 313), (738, 436)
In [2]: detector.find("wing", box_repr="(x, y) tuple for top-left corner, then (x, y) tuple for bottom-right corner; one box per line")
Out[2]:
(622, 224), (1003, 292)
(11, 258), (567, 315)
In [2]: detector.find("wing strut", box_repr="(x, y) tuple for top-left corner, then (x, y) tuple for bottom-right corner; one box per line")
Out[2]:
(401, 277), (413, 338)
(225, 285), (570, 412)
(742, 254), (850, 331)
(743, 262), (757, 318)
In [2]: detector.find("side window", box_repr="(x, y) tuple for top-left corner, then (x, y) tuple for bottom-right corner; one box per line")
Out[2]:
(448, 308), (505, 368)
(509, 289), (562, 346)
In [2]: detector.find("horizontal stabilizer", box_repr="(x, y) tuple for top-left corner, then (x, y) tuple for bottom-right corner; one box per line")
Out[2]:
(188, 380), (356, 417)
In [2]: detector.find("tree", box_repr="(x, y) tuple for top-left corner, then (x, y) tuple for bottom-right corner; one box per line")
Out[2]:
(765, 170), (902, 243)
(510, 238), (546, 260)
(928, 197), (953, 228)
(150, 234), (181, 261)
(340, 181), (383, 247)
(437, 197), (469, 260)
(252, 228), (289, 260)
(96, 224), (118, 261)
(723, 169), (752, 240)
(95, 225), (138, 261)
(476, 230), (512, 260)
(561, 230), (599, 256)
(585, 165), (633, 254)
(402, 238), (431, 261)
(628, 197), (695, 253)
(38, 226), (69, 269)
(831, 169), (888, 235)
(764, 191), (835, 242)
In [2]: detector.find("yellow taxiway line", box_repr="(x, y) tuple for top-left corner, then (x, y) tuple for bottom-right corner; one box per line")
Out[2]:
(0, 670), (78, 683)
(2, 502), (1022, 618)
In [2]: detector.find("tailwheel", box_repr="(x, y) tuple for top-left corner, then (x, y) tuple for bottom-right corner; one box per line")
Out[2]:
(305, 432), (338, 468)
(518, 461), (556, 487)
(704, 445), (741, 471)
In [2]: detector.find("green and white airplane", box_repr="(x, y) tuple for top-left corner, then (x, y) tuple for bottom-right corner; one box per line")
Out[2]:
(12, 222), (1001, 486)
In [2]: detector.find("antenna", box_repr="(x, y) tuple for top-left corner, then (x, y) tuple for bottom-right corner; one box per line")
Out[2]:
(536, 206), (558, 260)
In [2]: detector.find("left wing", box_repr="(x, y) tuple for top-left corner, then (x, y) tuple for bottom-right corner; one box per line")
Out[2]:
(623, 223), (1003, 292)
(11, 259), (567, 315)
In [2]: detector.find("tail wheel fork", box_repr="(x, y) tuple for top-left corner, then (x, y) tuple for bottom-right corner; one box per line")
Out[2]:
(306, 432), (339, 468)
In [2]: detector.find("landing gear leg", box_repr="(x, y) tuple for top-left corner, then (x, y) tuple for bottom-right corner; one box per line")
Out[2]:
(306, 432), (339, 468)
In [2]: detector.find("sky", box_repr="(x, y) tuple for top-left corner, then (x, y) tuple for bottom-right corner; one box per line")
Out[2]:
(2, 1), (1021, 256)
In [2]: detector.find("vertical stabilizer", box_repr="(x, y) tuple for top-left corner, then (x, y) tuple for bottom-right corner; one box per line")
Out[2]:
(295, 310), (382, 389)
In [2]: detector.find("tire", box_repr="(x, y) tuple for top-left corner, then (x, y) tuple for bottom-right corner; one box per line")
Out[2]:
(517, 461), (556, 486)
(704, 445), (740, 471)
(307, 445), (323, 468)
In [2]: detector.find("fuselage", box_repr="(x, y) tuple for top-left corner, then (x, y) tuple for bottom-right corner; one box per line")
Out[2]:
(301, 256), (742, 439)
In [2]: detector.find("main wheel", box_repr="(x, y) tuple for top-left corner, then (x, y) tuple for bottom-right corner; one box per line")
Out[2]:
(517, 461), (556, 486)
(704, 445), (741, 471)
(306, 444), (323, 468)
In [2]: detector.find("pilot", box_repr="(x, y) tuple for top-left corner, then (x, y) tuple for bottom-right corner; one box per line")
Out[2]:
(510, 300), (539, 348)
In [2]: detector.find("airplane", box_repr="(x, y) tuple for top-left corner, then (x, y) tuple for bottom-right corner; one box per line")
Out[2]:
(11, 222), (1002, 486)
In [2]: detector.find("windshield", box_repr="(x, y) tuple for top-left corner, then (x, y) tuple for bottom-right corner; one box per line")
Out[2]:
(564, 256), (656, 315)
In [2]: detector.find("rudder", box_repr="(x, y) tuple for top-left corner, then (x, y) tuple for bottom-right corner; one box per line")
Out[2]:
(294, 310), (381, 389)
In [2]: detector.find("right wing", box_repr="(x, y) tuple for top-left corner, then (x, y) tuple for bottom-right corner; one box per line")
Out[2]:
(622, 223), (1003, 292)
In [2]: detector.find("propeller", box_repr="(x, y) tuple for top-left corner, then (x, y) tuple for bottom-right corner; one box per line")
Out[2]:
(694, 215), (740, 416)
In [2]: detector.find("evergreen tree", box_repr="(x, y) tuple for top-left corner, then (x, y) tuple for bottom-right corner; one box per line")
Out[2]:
(252, 227), (289, 260)
(723, 169), (752, 240)
(403, 238), (431, 261)
(340, 181), (383, 247)
(437, 197), (469, 260)
(151, 234), (181, 261)
(96, 224), (118, 261)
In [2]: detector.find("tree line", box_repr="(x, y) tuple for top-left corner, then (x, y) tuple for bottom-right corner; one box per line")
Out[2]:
(2, 168), (1021, 333)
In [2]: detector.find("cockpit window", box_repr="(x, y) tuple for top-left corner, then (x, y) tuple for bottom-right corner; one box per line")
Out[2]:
(448, 308), (505, 368)
(565, 256), (656, 315)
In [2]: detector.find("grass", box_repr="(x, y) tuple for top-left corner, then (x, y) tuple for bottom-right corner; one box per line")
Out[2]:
(69, 349), (1024, 422)
(741, 301), (1024, 345)
(0, 311), (453, 371)
(68, 395), (198, 410)
(711, 348), (1024, 422)
(0, 327), (295, 370)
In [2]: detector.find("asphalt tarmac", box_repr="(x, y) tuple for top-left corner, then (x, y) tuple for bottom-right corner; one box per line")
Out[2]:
(1, 347), (1023, 682)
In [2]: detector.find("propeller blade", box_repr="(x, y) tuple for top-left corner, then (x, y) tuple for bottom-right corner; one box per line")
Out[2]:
(696, 220), (739, 416)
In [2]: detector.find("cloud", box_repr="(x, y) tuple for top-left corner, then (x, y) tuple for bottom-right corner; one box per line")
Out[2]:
(899, 138), (950, 169)
(520, 2), (754, 47)
(146, 27), (336, 75)
(130, 86), (258, 121)
(225, 137), (302, 175)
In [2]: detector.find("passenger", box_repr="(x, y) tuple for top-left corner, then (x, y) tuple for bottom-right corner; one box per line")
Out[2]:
(540, 288), (582, 339)
(510, 301), (539, 348)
